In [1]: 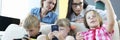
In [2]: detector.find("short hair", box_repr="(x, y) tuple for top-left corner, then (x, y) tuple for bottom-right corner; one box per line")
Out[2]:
(41, 0), (57, 11)
(56, 18), (70, 27)
(84, 10), (103, 29)
(23, 14), (40, 29)
(56, 18), (75, 36)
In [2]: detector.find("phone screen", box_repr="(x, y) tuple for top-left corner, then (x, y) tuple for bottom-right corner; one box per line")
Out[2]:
(51, 25), (59, 32)
(51, 25), (59, 40)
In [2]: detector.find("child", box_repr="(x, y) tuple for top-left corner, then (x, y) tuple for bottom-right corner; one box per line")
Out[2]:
(22, 14), (42, 40)
(76, 0), (115, 40)
(48, 18), (75, 40)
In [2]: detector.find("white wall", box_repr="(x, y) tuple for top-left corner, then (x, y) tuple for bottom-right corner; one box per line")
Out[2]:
(1, 0), (59, 21)
(1, 0), (40, 21)
(0, 0), (1, 15)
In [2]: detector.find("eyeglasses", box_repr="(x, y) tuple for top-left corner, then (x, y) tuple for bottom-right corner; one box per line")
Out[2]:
(72, 2), (83, 7)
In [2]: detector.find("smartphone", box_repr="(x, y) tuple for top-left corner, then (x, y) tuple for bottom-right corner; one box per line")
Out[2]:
(51, 25), (59, 32)
(51, 25), (59, 40)
(13, 38), (22, 40)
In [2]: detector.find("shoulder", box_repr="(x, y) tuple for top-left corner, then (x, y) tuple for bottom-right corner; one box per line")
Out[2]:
(37, 34), (48, 40)
(65, 36), (75, 40)
(31, 8), (40, 14)
(31, 8), (40, 11)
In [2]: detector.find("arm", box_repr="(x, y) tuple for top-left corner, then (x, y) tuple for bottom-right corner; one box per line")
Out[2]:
(102, 0), (115, 32)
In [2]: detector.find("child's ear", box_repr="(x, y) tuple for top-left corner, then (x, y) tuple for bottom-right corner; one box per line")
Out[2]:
(38, 23), (40, 28)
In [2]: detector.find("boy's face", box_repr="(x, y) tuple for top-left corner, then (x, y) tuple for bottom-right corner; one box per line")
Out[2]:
(59, 26), (70, 37)
(86, 11), (100, 28)
(26, 26), (40, 37)
(72, 0), (83, 15)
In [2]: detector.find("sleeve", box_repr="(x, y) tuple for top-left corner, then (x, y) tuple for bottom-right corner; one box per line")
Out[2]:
(30, 8), (40, 15)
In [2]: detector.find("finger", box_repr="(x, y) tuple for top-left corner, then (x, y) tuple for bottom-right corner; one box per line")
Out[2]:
(76, 32), (80, 36)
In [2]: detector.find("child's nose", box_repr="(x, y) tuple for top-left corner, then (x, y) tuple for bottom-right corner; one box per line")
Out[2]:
(90, 16), (94, 19)
(76, 5), (80, 9)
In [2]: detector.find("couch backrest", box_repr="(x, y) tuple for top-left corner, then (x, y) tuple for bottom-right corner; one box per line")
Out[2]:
(1, 24), (26, 40)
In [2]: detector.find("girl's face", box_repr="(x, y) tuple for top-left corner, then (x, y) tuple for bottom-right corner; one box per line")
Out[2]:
(86, 11), (100, 29)
(72, 0), (83, 15)
(59, 26), (70, 37)
(43, 0), (56, 11)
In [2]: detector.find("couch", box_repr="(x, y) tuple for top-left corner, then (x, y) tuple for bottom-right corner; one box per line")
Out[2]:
(1, 21), (120, 40)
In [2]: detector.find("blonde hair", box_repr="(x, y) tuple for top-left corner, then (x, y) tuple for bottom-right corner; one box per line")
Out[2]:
(23, 14), (40, 29)
(56, 18), (75, 36)
(56, 18), (70, 27)
(84, 10), (103, 29)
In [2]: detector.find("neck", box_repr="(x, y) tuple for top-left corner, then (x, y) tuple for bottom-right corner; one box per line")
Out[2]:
(90, 25), (100, 29)
(74, 13), (80, 16)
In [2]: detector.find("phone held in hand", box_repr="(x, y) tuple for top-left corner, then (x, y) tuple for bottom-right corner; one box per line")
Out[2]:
(51, 25), (59, 40)
(51, 25), (59, 32)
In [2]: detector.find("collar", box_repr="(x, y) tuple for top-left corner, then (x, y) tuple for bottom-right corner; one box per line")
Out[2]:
(24, 32), (42, 39)
(89, 27), (101, 31)
(30, 32), (42, 39)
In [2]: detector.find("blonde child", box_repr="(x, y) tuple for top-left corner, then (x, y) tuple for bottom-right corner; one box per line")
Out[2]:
(76, 0), (115, 40)
(48, 18), (75, 40)
(22, 14), (42, 40)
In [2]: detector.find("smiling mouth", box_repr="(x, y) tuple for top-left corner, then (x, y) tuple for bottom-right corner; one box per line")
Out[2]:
(90, 21), (96, 23)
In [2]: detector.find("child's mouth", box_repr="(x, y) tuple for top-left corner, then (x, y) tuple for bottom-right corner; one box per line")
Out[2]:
(90, 21), (96, 23)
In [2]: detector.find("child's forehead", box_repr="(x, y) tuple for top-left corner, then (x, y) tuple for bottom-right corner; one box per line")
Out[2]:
(26, 26), (38, 29)
(59, 26), (69, 29)
(86, 11), (95, 16)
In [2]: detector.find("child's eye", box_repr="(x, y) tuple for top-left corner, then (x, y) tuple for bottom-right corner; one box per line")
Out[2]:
(29, 30), (33, 32)
(88, 17), (90, 19)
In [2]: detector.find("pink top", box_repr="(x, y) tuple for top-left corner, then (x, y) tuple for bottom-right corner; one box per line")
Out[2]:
(80, 24), (114, 40)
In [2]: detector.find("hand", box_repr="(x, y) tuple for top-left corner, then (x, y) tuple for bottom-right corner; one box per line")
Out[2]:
(41, 7), (49, 18)
(48, 32), (54, 40)
(43, 7), (49, 12)
(76, 32), (84, 40)
(53, 31), (64, 40)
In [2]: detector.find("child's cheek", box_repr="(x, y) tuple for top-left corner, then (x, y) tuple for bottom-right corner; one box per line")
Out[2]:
(61, 30), (67, 37)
